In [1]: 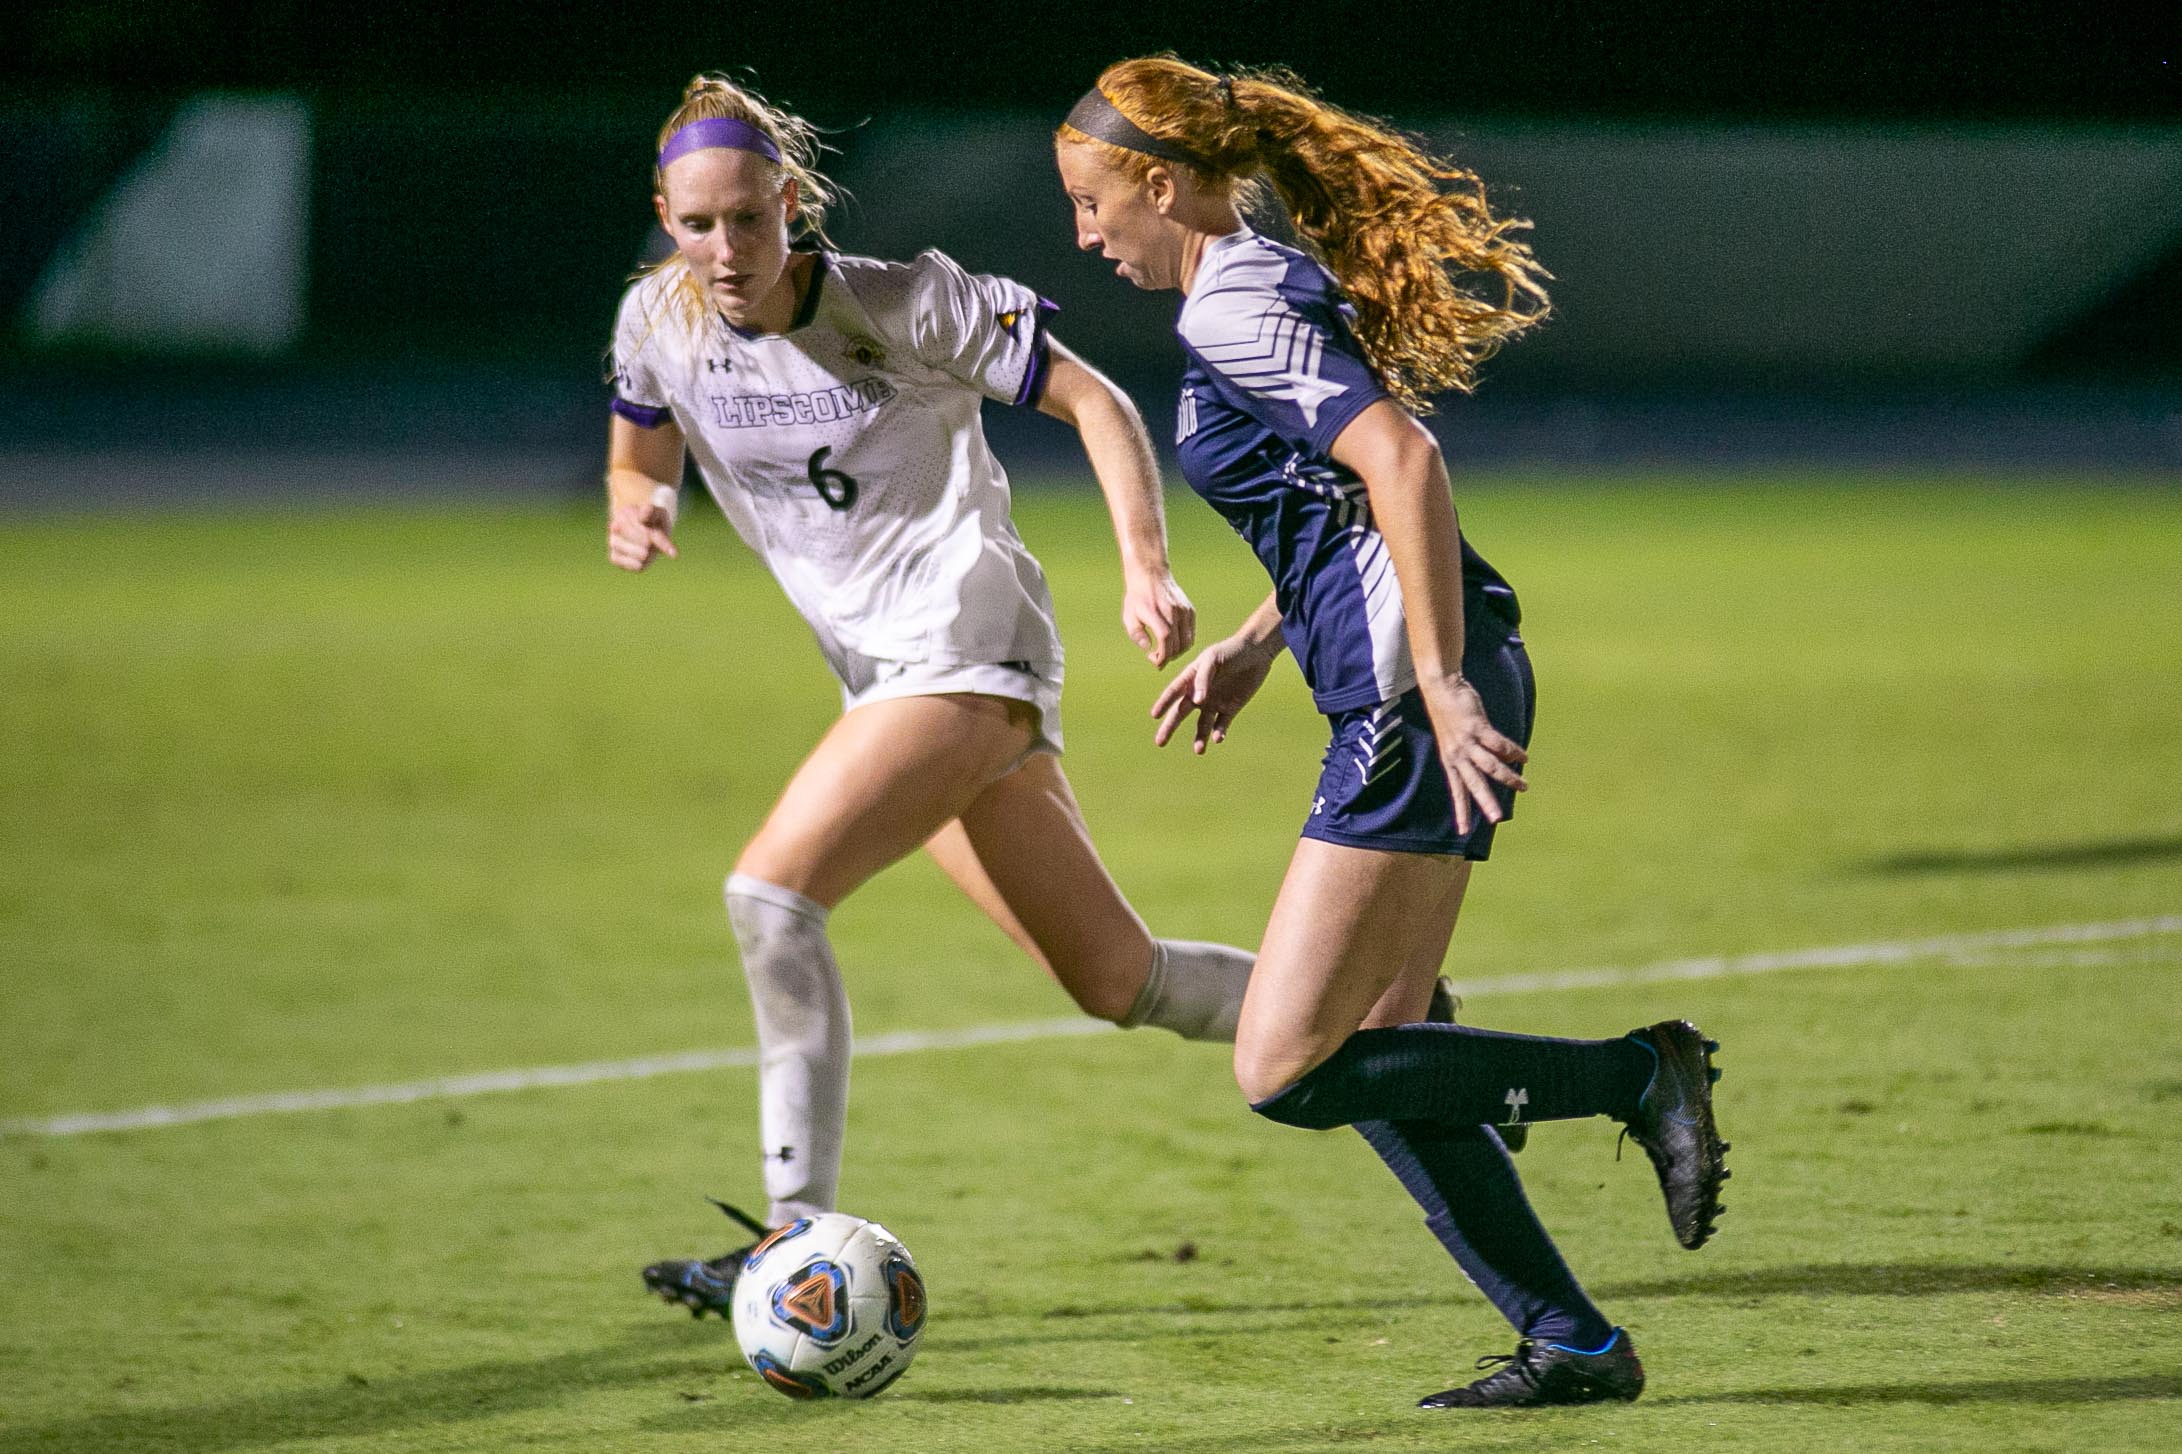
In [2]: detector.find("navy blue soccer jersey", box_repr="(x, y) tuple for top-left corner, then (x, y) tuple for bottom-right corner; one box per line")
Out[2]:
(1173, 228), (1519, 713)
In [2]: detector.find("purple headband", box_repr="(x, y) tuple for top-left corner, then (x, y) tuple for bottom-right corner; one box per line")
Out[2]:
(657, 116), (782, 169)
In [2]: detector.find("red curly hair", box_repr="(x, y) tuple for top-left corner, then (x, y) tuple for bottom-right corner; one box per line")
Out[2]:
(1059, 57), (1550, 410)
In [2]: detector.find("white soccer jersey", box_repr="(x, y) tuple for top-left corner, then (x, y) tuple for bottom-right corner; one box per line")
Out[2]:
(611, 249), (1064, 677)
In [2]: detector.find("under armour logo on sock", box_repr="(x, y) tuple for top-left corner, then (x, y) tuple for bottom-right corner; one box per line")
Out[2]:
(769, 1146), (796, 1164)
(1503, 1088), (1529, 1124)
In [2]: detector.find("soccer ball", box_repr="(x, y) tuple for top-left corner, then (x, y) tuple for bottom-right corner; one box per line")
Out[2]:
(730, 1212), (926, 1400)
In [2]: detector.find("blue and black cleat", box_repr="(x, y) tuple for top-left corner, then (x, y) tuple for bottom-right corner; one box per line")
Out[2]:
(641, 1197), (772, 1320)
(1618, 1020), (1730, 1249)
(1419, 1328), (1645, 1408)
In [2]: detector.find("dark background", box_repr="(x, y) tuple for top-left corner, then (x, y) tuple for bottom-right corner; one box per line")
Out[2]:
(3, 1), (2178, 480)
(8, 2), (2172, 120)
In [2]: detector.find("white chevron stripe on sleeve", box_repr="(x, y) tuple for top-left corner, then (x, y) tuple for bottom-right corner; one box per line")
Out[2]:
(1184, 248), (1351, 428)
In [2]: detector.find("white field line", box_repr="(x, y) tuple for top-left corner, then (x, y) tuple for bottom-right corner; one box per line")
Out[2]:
(1452, 914), (2182, 996)
(6, 915), (2176, 1139)
(1, 1019), (1115, 1138)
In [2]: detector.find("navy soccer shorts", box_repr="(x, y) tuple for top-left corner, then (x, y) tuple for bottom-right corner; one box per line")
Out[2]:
(1299, 628), (1535, 860)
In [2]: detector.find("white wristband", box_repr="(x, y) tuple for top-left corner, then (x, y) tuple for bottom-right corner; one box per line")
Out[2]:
(649, 483), (680, 527)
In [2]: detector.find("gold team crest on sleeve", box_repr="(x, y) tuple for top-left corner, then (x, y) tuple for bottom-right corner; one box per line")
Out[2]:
(843, 335), (887, 369)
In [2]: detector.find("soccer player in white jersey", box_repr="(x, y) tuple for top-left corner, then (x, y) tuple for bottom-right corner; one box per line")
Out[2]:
(1057, 58), (1731, 1410)
(605, 76), (1274, 1319)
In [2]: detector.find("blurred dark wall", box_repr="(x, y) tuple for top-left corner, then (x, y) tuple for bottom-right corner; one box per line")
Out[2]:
(8, 2), (2175, 379)
(10, 96), (2179, 383)
(4, 3), (2177, 485)
(8, 2), (2171, 122)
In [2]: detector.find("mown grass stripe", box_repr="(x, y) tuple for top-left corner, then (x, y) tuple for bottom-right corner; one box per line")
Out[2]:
(6, 915), (2174, 1138)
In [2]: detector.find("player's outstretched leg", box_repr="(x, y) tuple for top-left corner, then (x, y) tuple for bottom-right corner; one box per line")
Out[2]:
(1251, 1019), (1658, 1130)
(932, 753), (1256, 1039)
(642, 1197), (773, 1319)
(1419, 1328), (1645, 1409)
(1615, 1019), (1731, 1249)
(1252, 1011), (1729, 1239)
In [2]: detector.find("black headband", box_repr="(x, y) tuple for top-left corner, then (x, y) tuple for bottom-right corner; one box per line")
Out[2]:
(1063, 88), (1214, 171)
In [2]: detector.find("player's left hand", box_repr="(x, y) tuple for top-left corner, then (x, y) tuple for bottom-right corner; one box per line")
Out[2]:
(1152, 633), (1274, 753)
(1419, 671), (1529, 837)
(1122, 570), (1196, 668)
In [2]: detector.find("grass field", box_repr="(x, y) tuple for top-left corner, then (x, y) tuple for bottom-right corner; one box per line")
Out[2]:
(3, 474), (2180, 1452)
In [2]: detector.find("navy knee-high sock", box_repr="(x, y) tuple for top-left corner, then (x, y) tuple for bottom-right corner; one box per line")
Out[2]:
(1357, 1118), (1614, 1347)
(1253, 1022), (1654, 1132)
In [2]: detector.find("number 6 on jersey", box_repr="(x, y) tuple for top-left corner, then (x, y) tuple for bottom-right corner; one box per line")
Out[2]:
(806, 447), (858, 511)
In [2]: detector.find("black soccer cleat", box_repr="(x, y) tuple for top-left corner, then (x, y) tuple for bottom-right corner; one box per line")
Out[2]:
(1618, 1020), (1730, 1250)
(1427, 977), (1527, 1154)
(642, 1252), (744, 1319)
(641, 1196), (772, 1320)
(1419, 1328), (1645, 1408)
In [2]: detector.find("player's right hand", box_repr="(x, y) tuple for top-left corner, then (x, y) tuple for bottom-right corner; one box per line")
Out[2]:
(608, 501), (678, 572)
(1152, 635), (1276, 754)
(1418, 670), (1528, 837)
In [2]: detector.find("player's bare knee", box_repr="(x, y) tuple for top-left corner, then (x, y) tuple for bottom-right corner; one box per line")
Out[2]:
(1233, 1040), (1307, 1107)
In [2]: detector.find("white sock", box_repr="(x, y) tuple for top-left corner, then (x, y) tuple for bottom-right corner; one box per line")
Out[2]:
(1119, 938), (1254, 1042)
(725, 873), (851, 1225)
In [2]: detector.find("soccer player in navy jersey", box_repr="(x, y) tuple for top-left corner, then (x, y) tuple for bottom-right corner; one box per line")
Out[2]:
(1057, 58), (1732, 1409)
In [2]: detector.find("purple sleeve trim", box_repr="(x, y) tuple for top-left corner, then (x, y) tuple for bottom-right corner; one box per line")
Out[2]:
(611, 396), (673, 429)
(1012, 298), (1062, 408)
